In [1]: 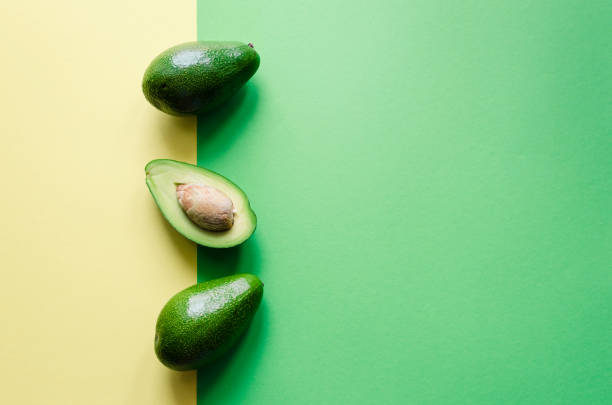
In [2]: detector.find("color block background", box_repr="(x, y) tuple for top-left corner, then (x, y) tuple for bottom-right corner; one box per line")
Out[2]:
(0, 1), (610, 404)
(196, 1), (611, 404)
(0, 1), (197, 404)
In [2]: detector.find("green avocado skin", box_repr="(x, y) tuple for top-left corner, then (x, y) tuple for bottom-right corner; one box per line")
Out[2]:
(142, 41), (260, 115)
(154, 274), (263, 371)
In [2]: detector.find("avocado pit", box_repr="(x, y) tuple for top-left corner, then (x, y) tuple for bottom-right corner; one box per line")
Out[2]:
(176, 183), (235, 231)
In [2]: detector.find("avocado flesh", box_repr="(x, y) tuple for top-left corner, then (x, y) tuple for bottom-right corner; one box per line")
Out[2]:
(155, 273), (264, 370)
(142, 41), (260, 115)
(145, 159), (256, 248)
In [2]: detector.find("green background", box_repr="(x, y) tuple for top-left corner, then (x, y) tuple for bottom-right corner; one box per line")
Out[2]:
(196, 1), (611, 403)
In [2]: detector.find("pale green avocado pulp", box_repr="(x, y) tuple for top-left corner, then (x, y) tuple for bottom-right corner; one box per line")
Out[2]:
(145, 159), (256, 248)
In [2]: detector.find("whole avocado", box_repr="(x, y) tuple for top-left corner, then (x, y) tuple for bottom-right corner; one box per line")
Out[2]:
(142, 41), (260, 115)
(154, 274), (263, 371)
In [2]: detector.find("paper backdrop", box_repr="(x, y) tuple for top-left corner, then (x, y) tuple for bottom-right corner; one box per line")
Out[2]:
(1, 1), (610, 404)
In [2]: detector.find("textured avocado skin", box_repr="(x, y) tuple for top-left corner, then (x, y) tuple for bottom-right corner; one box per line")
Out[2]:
(142, 41), (260, 115)
(154, 274), (263, 370)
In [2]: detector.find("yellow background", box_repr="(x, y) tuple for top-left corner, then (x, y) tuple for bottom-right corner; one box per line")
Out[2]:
(0, 1), (196, 403)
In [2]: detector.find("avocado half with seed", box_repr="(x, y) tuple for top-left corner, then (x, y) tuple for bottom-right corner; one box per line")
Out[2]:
(145, 159), (256, 248)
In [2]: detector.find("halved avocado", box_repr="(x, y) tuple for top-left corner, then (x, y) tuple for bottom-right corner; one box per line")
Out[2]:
(145, 159), (256, 248)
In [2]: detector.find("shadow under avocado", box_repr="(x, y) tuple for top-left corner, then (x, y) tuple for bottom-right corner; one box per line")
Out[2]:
(151, 111), (197, 158)
(148, 80), (259, 161)
(197, 301), (268, 402)
(150, 203), (197, 278)
(197, 235), (261, 281)
(197, 83), (260, 160)
(195, 83), (262, 280)
(167, 369), (197, 404)
(156, 111), (196, 135)
(152, 204), (262, 281)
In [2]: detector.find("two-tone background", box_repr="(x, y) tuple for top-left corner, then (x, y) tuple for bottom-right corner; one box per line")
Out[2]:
(1, 1), (611, 404)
